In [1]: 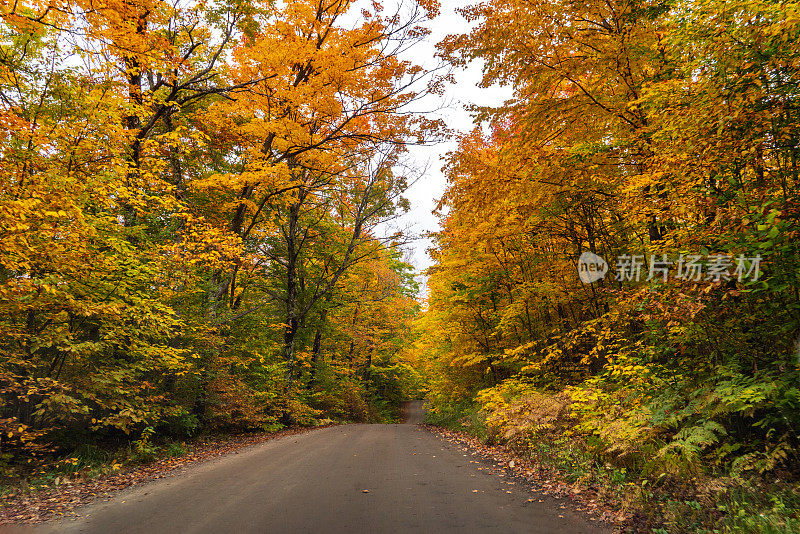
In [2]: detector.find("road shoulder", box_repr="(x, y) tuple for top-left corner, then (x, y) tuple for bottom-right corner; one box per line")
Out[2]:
(422, 424), (620, 529)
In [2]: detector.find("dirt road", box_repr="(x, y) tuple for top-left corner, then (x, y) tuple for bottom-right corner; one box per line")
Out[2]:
(30, 402), (606, 533)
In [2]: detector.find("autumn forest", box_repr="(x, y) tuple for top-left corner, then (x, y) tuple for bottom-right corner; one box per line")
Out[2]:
(2, 0), (800, 531)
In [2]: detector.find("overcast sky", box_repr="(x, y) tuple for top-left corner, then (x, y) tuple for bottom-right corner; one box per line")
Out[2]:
(392, 1), (512, 294)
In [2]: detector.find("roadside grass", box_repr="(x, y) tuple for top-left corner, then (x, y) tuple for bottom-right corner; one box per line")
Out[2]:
(0, 436), (196, 501)
(425, 402), (800, 534)
(424, 401), (488, 442)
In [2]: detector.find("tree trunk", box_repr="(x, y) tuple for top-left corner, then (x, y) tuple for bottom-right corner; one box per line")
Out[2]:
(284, 198), (301, 379)
(309, 328), (322, 386)
(122, 9), (148, 228)
(362, 345), (373, 383)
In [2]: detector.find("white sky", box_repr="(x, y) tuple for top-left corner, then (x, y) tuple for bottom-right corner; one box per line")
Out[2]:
(393, 1), (512, 294)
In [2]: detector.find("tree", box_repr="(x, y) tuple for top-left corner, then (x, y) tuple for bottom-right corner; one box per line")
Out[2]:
(189, 0), (441, 375)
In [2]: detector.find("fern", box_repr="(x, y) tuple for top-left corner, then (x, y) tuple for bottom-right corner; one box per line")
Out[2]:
(658, 420), (726, 464)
